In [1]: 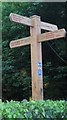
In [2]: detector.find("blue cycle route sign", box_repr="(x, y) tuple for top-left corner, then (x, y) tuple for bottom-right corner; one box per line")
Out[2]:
(38, 62), (42, 76)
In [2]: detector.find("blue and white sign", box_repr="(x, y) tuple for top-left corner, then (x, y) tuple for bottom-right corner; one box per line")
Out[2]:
(38, 62), (42, 76)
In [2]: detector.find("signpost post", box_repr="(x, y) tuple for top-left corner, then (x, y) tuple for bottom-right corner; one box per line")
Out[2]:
(9, 13), (66, 100)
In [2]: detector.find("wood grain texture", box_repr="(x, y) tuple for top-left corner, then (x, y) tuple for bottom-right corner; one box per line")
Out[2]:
(9, 13), (66, 100)
(10, 37), (31, 48)
(30, 15), (43, 100)
(9, 13), (58, 31)
(9, 13), (32, 27)
(38, 28), (66, 43)
(41, 21), (58, 31)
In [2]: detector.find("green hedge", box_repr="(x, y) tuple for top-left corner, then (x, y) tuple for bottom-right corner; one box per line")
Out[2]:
(0, 99), (67, 119)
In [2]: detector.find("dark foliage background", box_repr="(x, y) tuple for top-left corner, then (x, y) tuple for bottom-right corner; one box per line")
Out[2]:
(2, 2), (67, 101)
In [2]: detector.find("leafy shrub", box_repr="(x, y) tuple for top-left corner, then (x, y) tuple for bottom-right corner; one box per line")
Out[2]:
(0, 99), (67, 119)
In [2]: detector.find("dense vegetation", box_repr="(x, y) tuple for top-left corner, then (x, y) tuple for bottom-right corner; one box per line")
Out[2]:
(2, 2), (67, 101)
(0, 99), (67, 119)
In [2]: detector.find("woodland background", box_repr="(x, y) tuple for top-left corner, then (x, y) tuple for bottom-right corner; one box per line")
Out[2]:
(2, 2), (67, 101)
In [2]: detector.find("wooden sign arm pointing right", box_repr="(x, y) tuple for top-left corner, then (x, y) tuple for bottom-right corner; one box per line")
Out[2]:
(41, 21), (58, 31)
(38, 28), (66, 43)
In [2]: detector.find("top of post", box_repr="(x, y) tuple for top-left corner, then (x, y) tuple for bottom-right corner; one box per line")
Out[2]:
(30, 15), (41, 19)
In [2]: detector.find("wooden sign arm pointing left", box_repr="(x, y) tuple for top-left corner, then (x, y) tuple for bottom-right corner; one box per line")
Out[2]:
(9, 13), (58, 31)
(9, 13), (33, 27)
(10, 36), (31, 48)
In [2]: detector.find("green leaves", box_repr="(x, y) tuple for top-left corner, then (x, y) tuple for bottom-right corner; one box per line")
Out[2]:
(0, 99), (67, 119)
(2, 2), (67, 101)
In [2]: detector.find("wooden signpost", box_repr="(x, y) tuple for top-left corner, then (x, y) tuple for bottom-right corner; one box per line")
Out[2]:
(9, 13), (66, 100)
